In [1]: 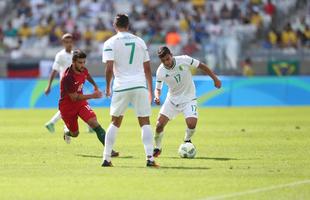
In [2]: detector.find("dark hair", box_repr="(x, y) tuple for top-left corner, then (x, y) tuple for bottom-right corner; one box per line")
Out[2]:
(114, 14), (129, 28)
(157, 46), (171, 58)
(72, 49), (87, 61)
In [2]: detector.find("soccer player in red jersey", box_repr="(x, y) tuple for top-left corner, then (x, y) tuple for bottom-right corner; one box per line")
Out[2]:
(59, 50), (118, 156)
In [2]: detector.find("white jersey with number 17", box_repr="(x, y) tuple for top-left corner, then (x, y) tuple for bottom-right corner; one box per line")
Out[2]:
(156, 55), (200, 105)
(102, 32), (150, 92)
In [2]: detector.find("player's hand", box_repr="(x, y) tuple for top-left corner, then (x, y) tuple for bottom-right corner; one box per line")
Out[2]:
(214, 78), (222, 89)
(94, 86), (99, 91)
(44, 86), (51, 95)
(154, 97), (160, 105)
(93, 90), (103, 99)
(105, 87), (111, 97)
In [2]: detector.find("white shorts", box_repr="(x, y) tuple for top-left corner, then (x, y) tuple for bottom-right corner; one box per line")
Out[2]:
(110, 88), (151, 117)
(159, 99), (198, 120)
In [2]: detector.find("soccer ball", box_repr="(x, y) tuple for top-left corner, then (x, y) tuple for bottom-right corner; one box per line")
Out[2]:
(178, 142), (196, 158)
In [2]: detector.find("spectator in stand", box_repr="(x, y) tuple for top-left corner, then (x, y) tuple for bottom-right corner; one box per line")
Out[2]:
(267, 28), (279, 48)
(264, 0), (276, 16)
(302, 25), (310, 48)
(18, 22), (32, 39)
(206, 3), (217, 21)
(250, 8), (263, 28)
(220, 3), (231, 20)
(95, 18), (113, 42)
(4, 21), (18, 38)
(281, 23), (298, 48)
(72, 25), (82, 44)
(165, 27), (181, 47)
(182, 38), (200, 56)
(241, 57), (254, 76)
(231, 2), (241, 20)
(34, 18), (47, 38)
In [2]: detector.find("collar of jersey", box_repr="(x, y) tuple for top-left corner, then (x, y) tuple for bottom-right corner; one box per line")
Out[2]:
(164, 58), (176, 70)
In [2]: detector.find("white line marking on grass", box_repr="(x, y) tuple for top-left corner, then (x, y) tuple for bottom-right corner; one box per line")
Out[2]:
(203, 179), (310, 200)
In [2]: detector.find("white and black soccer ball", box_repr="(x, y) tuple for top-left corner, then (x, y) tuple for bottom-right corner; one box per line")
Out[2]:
(178, 142), (196, 158)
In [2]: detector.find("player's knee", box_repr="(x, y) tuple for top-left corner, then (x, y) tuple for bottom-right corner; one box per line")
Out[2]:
(70, 131), (79, 137)
(87, 119), (99, 129)
(187, 122), (196, 130)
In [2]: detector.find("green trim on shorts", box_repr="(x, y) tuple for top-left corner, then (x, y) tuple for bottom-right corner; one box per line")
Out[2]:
(104, 49), (113, 51)
(113, 86), (146, 92)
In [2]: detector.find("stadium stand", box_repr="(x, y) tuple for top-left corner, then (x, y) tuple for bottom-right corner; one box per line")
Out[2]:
(0, 0), (310, 77)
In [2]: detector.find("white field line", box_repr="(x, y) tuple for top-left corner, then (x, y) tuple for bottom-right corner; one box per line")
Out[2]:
(202, 179), (310, 200)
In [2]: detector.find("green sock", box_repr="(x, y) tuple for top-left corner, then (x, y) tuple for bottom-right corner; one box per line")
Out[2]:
(93, 125), (106, 146)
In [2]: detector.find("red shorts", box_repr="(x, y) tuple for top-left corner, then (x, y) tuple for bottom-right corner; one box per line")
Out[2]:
(60, 104), (96, 133)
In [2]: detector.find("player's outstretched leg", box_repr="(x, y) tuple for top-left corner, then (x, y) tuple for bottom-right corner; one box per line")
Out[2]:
(153, 114), (169, 157)
(45, 110), (62, 133)
(45, 114), (59, 133)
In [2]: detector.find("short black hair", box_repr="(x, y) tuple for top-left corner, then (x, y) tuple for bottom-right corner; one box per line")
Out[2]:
(114, 14), (129, 28)
(157, 46), (172, 58)
(72, 49), (87, 61)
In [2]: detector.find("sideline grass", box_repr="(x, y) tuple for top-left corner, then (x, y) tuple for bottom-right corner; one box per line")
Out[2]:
(0, 107), (309, 200)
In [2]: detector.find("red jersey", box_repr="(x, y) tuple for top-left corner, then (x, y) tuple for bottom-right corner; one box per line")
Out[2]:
(59, 65), (89, 110)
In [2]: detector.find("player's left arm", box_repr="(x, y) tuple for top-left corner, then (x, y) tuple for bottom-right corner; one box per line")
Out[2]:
(87, 74), (99, 91)
(198, 62), (222, 88)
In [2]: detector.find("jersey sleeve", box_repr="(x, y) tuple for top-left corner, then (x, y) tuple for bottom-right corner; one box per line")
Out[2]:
(102, 40), (114, 63)
(141, 39), (150, 62)
(155, 67), (164, 90)
(52, 53), (62, 72)
(63, 76), (76, 94)
(183, 55), (200, 68)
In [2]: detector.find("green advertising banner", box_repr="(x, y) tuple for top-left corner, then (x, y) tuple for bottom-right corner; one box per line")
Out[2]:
(268, 60), (299, 76)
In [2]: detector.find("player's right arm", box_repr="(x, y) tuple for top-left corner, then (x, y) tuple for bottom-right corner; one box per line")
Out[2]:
(68, 91), (102, 101)
(154, 68), (163, 105)
(105, 60), (114, 97)
(63, 76), (102, 101)
(102, 39), (114, 97)
(45, 69), (58, 95)
(45, 52), (62, 95)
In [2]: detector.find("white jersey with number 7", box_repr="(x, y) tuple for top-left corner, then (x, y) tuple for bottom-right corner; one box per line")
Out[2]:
(102, 32), (150, 92)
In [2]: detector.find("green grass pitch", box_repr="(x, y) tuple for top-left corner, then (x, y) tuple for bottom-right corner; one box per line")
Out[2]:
(0, 107), (310, 200)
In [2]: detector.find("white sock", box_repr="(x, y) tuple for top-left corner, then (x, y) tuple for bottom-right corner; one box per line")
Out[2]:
(184, 128), (195, 142)
(141, 125), (154, 161)
(49, 110), (62, 124)
(103, 124), (119, 162)
(154, 131), (164, 149)
(64, 125), (70, 133)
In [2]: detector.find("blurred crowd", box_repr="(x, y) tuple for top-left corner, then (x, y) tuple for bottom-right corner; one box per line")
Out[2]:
(265, 16), (310, 51)
(0, 0), (308, 72)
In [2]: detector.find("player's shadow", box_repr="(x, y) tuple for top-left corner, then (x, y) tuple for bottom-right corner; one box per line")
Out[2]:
(117, 165), (211, 170)
(76, 154), (133, 159)
(159, 166), (211, 170)
(167, 156), (239, 161)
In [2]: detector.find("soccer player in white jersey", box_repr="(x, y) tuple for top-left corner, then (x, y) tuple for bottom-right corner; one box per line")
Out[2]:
(153, 46), (222, 157)
(101, 14), (158, 167)
(44, 33), (73, 133)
